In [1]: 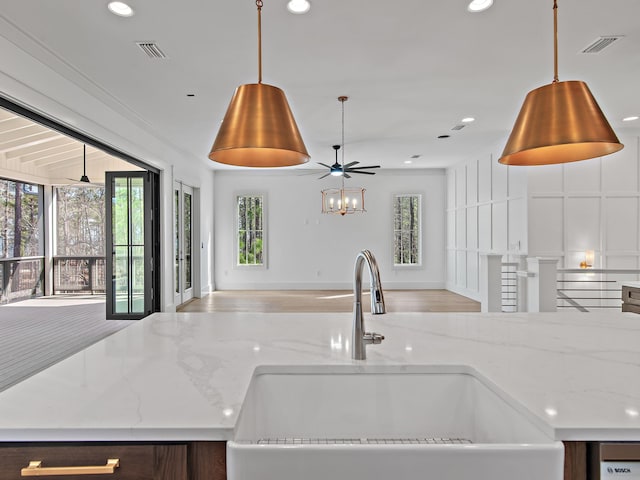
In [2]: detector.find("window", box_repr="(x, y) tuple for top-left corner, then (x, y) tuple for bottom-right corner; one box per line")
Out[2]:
(0, 179), (42, 258)
(393, 194), (421, 265)
(237, 194), (264, 266)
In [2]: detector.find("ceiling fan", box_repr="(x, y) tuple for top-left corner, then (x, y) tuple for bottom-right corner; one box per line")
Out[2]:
(79, 144), (91, 183)
(317, 144), (380, 179)
(317, 96), (380, 180)
(64, 144), (102, 186)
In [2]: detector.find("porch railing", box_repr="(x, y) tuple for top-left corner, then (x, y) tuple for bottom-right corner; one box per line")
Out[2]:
(501, 262), (518, 312)
(53, 256), (106, 294)
(0, 256), (45, 304)
(557, 268), (640, 312)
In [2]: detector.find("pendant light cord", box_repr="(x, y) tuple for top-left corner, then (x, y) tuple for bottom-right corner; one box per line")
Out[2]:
(553, 0), (558, 83)
(257, 0), (263, 84)
(340, 96), (346, 190)
(83, 144), (87, 176)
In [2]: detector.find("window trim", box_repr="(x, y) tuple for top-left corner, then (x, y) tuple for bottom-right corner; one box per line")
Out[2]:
(234, 192), (267, 269)
(392, 193), (423, 268)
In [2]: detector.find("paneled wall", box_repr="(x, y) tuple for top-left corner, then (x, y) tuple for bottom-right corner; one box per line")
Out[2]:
(528, 135), (640, 269)
(446, 147), (527, 301)
(446, 133), (640, 302)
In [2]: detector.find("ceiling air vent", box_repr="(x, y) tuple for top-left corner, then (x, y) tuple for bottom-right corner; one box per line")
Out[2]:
(451, 124), (466, 131)
(580, 35), (624, 54)
(136, 42), (167, 59)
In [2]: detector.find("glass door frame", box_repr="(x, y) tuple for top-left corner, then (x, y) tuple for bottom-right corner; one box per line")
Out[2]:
(174, 181), (194, 307)
(106, 171), (160, 320)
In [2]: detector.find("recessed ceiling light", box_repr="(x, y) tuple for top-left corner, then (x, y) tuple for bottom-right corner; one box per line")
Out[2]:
(404, 160), (412, 164)
(467, 0), (493, 12)
(461, 117), (475, 123)
(287, 0), (311, 14)
(623, 116), (639, 122)
(108, 1), (134, 17)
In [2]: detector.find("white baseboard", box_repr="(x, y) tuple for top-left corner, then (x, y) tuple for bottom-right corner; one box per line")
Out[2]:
(213, 281), (446, 290)
(163, 302), (177, 313)
(445, 283), (481, 302)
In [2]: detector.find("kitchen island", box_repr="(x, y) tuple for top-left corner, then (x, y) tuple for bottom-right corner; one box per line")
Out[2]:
(0, 311), (639, 478)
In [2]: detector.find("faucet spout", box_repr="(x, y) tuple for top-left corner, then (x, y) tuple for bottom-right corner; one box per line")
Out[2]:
(352, 250), (386, 360)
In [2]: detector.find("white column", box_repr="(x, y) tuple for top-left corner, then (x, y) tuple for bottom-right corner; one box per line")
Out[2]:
(43, 186), (54, 296)
(526, 257), (559, 312)
(480, 254), (503, 312)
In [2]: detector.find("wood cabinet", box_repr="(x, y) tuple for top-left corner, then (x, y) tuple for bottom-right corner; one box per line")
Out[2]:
(0, 442), (225, 480)
(0, 440), (609, 480)
(622, 285), (640, 313)
(563, 441), (587, 480)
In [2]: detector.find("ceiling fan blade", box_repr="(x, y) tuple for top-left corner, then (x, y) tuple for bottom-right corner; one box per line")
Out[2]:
(342, 161), (359, 168)
(343, 173), (352, 179)
(63, 177), (104, 186)
(317, 162), (333, 169)
(351, 170), (376, 175)
(317, 173), (331, 179)
(347, 165), (380, 170)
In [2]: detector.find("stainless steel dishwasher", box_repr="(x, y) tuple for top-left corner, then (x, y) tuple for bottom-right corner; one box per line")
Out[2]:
(590, 443), (640, 480)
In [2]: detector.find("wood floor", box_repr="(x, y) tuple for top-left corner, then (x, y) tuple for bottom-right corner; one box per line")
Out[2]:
(177, 290), (480, 313)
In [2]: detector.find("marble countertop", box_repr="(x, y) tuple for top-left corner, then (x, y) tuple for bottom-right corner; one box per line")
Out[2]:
(0, 311), (639, 442)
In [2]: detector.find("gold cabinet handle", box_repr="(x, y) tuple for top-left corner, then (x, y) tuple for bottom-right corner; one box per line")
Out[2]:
(21, 459), (119, 476)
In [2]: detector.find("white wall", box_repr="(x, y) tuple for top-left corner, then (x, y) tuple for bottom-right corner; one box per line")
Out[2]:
(214, 169), (446, 290)
(0, 30), (216, 312)
(527, 134), (640, 269)
(446, 144), (528, 301)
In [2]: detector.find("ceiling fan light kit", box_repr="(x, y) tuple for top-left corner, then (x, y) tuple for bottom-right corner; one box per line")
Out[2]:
(499, 0), (623, 166)
(209, 0), (309, 167)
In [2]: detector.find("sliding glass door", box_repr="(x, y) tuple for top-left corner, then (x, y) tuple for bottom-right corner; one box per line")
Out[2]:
(106, 171), (158, 319)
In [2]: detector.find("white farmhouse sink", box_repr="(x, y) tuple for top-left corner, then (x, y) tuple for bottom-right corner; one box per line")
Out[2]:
(228, 365), (563, 480)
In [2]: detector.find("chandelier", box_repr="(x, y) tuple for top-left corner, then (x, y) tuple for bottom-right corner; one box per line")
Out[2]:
(321, 96), (366, 216)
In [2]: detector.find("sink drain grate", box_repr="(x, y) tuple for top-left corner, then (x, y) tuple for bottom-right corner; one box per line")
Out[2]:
(254, 438), (473, 445)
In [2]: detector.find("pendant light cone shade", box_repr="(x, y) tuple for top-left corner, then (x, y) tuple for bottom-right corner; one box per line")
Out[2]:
(209, 83), (309, 167)
(500, 0), (623, 166)
(209, 0), (309, 167)
(499, 80), (623, 165)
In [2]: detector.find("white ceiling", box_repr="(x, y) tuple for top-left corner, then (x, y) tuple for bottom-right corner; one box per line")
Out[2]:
(1, 0), (639, 172)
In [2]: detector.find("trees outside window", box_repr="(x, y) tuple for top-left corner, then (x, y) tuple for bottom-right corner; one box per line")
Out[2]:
(394, 194), (421, 266)
(0, 179), (41, 258)
(56, 186), (105, 256)
(237, 195), (264, 266)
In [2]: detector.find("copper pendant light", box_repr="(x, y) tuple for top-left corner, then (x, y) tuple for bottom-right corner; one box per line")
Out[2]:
(209, 0), (309, 167)
(499, 1), (623, 166)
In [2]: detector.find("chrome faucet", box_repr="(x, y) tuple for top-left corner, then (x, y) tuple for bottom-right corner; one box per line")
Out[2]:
(352, 250), (386, 360)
